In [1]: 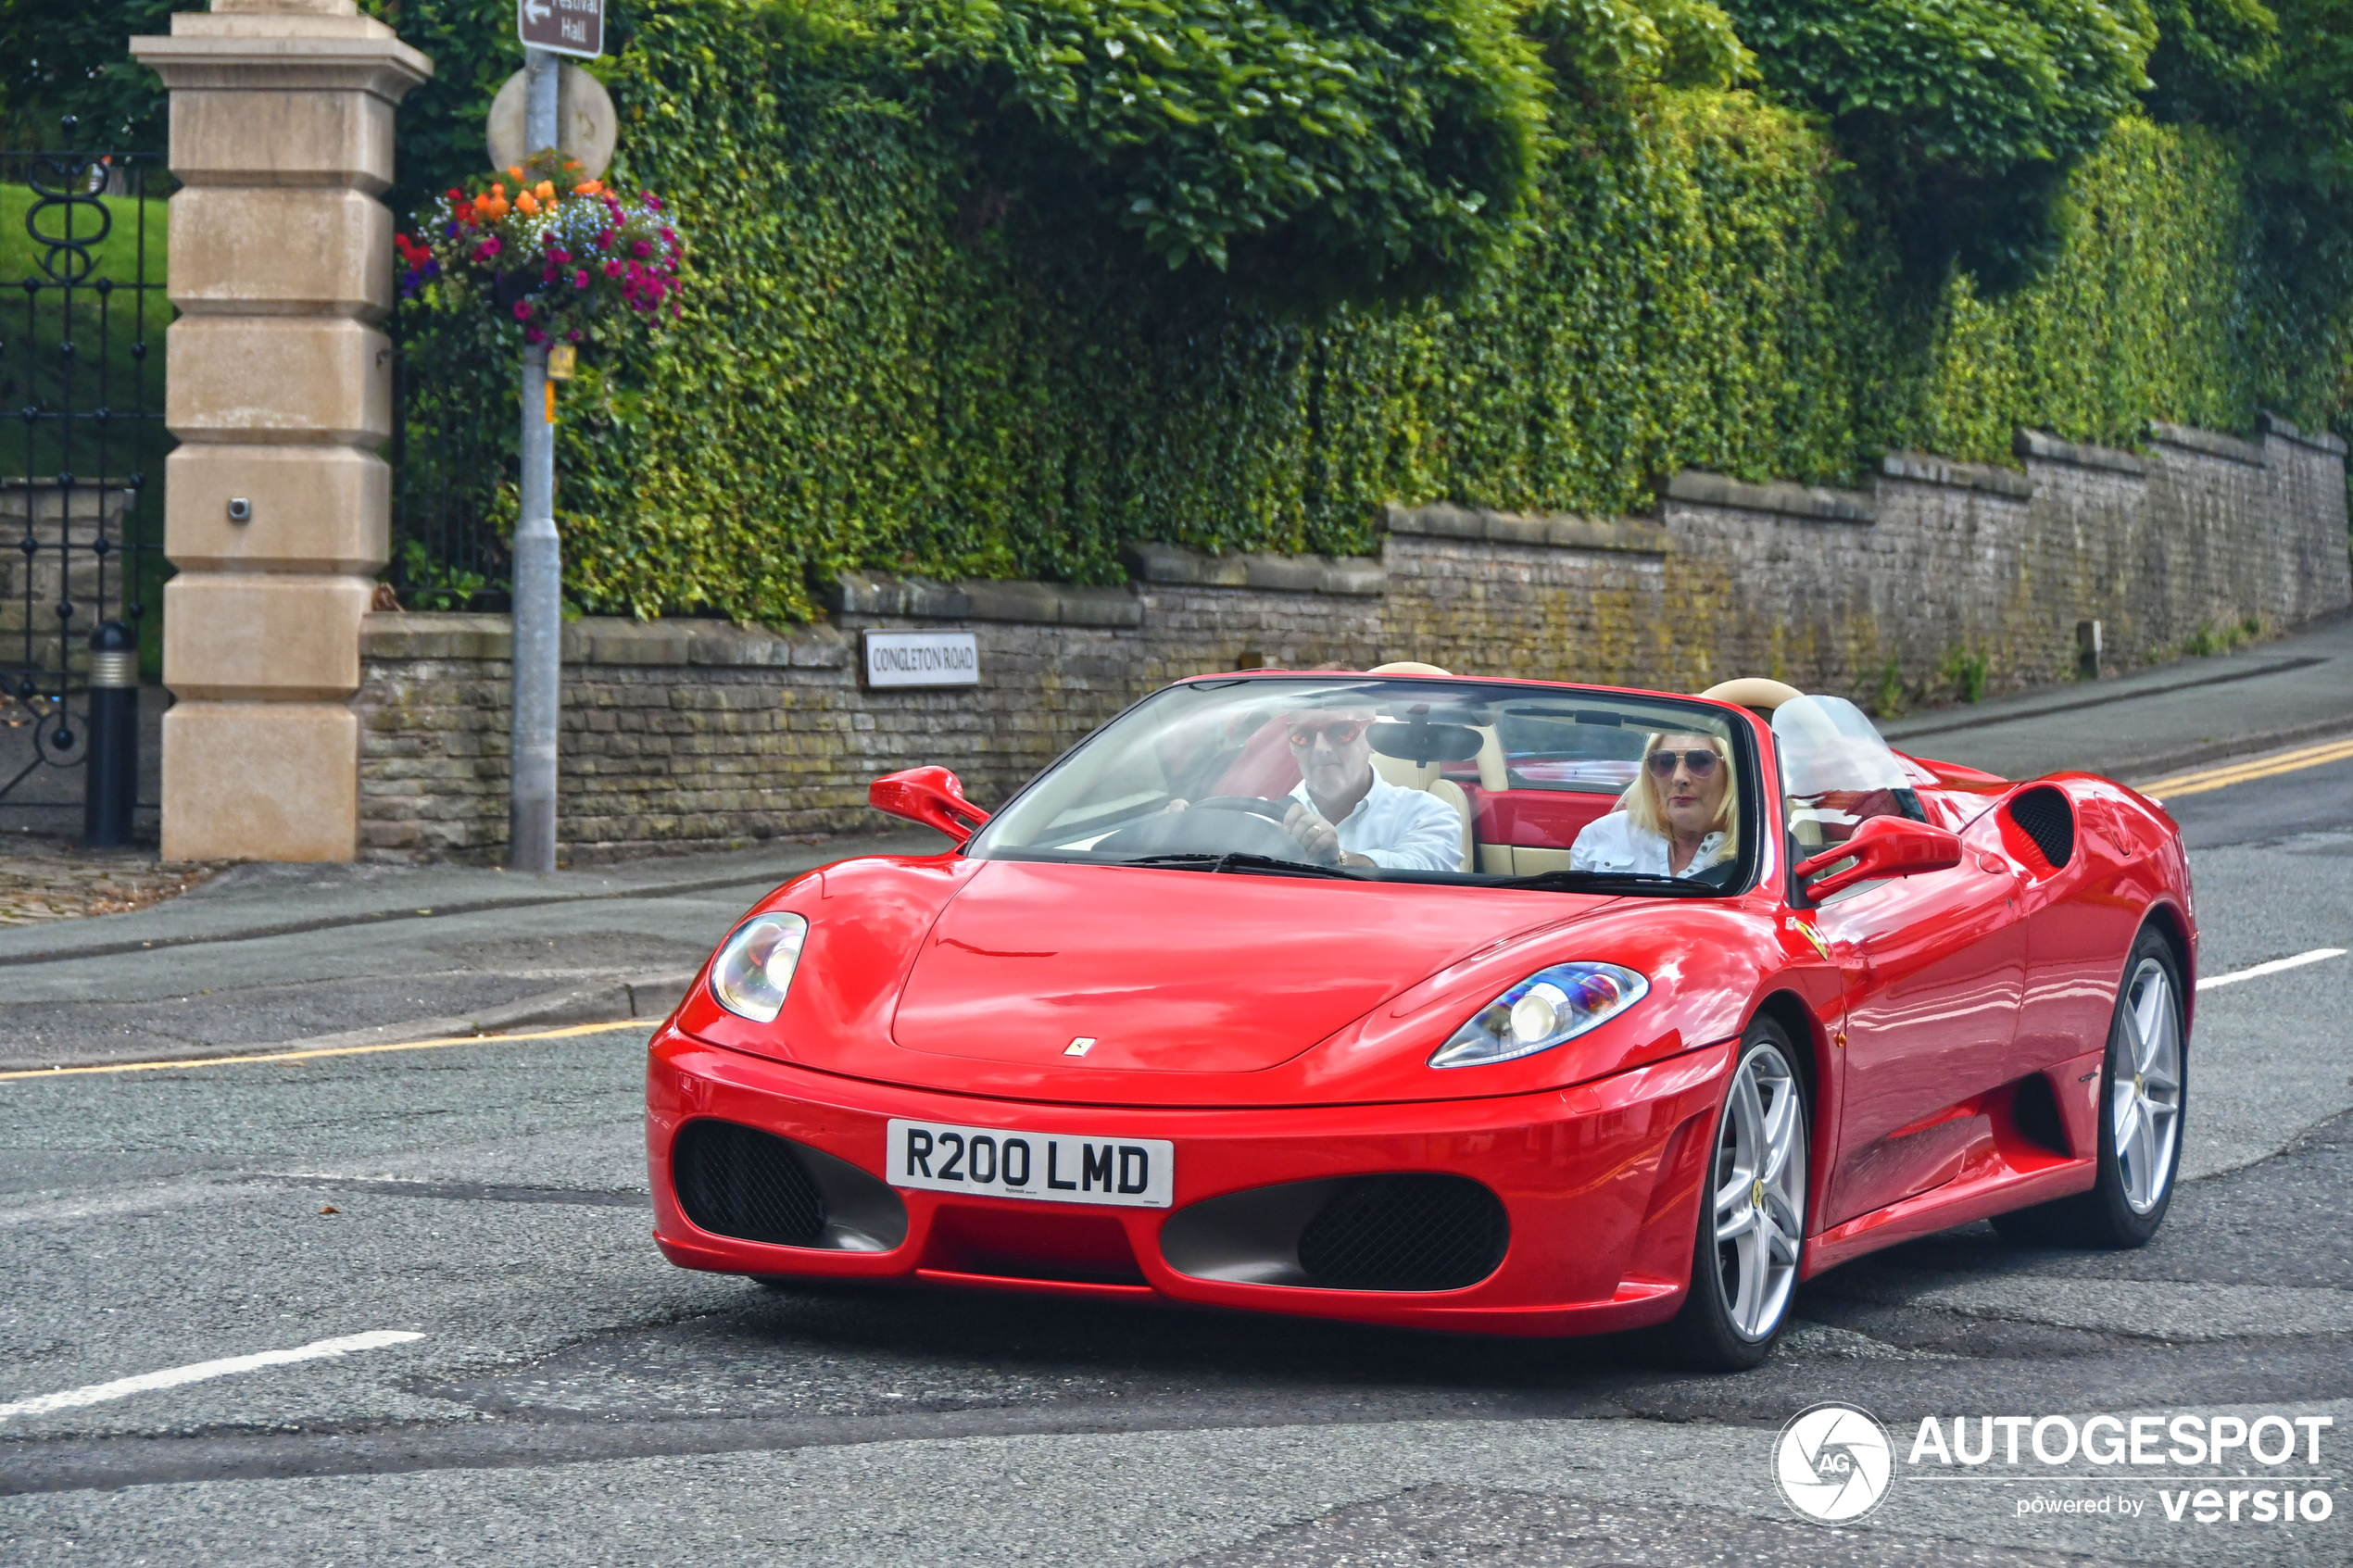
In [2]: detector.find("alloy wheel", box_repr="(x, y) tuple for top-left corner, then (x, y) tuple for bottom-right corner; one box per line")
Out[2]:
(2112, 957), (2183, 1214)
(1712, 1042), (1806, 1339)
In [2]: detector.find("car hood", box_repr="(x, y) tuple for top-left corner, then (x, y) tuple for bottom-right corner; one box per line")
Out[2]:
(677, 855), (1759, 1108)
(887, 859), (1560, 1074)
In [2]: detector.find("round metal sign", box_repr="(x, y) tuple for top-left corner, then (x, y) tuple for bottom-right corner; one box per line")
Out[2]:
(486, 63), (617, 179)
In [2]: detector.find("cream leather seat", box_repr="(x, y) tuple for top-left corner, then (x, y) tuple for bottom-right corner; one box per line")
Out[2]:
(1365, 662), (1506, 872)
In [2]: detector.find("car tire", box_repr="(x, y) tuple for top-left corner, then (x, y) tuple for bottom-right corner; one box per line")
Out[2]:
(1656, 1017), (1810, 1372)
(1993, 926), (2186, 1249)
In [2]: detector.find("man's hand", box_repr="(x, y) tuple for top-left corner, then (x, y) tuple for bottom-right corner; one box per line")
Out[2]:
(1283, 801), (1342, 865)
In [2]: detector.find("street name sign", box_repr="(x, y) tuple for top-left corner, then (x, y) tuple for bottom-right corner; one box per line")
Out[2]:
(519, 0), (604, 58)
(862, 631), (981, 689)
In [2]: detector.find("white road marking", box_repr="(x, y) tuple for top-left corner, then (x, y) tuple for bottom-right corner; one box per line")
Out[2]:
(0, 1331), (423, 1420)
(2196, 947), (2346, 991)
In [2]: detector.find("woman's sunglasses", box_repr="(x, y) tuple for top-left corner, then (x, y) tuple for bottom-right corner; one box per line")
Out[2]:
(1287, 719), (1367, 747)
(1645, 748), (1720, 778)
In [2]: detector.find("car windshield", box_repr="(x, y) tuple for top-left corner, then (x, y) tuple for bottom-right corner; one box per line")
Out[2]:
(966, 677), (1753, 895)
(1773, 694), (1926, 854)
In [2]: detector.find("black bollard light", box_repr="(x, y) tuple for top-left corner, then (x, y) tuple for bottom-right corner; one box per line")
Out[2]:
(83, 621), (139, 848)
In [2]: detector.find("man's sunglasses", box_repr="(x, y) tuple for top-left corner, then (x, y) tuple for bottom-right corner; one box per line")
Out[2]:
(1287, 720), (1367, 747)
(1645, 748), (1721, 777)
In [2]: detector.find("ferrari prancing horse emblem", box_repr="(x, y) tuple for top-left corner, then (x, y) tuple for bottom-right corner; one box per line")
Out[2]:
(1786, 915), (1832, 961)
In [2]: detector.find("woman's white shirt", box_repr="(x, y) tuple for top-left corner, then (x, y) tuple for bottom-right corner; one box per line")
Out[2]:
(1568, 810), (1731, 878)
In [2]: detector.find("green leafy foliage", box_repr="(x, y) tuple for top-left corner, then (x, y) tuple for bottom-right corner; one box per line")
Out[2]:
(900, 0), (1552, 305)
(1718, 0), (2158, 283)
(388, 0), (2342, 624)
(1522, 0), (1751, 95)
(2145, 0), (2280, 123)
(0, 0), (173, 149)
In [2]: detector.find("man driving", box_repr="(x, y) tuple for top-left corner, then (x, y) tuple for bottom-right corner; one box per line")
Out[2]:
(1279, 706), (1467, 872)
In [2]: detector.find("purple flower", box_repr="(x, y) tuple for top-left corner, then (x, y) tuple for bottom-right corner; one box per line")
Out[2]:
(442, 220), (459, 238)
(632, 240), (652, 259)
(402, 269), (419, 290)
(566, 330), (583, 344)
(525, 326), (547, 345)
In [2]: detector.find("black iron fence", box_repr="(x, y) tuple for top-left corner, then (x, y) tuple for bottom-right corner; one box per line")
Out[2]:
(388, 306), (514, 612)
(0, 144), (168, 834)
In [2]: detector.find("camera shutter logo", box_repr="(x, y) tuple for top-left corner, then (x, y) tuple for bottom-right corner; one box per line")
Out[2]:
(1775, 1402), (1894, 1523)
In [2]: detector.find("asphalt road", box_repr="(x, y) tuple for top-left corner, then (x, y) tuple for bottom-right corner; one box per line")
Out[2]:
(2, 749), (2350, 1562)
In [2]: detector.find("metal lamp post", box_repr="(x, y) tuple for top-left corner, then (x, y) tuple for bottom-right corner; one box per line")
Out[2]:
(508, 46), (562, 872)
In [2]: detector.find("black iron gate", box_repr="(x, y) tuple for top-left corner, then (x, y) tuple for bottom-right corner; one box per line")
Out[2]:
(0, 144), (169, 838)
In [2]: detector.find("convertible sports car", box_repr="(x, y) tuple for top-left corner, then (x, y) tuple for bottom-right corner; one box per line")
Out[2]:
(647, 666), (2194, 1369)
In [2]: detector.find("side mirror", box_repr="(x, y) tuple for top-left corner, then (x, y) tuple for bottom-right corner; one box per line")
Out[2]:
(1794, 814), (1962, 899)
(869, 766), (989, 846)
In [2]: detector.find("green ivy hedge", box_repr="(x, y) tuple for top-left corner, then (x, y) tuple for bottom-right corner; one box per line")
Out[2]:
(390, 0), (2346, 624)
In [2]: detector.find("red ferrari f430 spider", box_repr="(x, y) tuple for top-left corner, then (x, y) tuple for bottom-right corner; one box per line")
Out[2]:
(647, 669), (2193, 1369)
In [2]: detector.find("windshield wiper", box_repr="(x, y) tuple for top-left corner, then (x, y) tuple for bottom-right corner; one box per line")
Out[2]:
(1493, 869), (1717, 896)
(1117, 851), (1364, 880)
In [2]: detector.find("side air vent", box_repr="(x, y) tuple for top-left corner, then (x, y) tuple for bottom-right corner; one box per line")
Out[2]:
(672, 1120), (827, 1247)
(2008, 786), (2075, 869)
(1296, 1174), (1509, 1292)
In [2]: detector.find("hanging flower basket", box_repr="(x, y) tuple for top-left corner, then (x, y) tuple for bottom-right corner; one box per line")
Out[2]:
(396, 151), (684, 348)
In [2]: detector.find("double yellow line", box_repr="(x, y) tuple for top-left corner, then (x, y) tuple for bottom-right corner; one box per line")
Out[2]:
(2136, 735), (2353, 800)
(0, 1019), (648, 1084)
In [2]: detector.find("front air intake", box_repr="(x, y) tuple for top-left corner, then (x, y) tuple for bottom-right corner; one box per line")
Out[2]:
(1296, 1174), (1508, 1292)
(671, 1120), (826, 1247)
(2008, 785), (2075, 869)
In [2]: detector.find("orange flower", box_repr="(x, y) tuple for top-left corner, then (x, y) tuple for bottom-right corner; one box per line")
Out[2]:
(508, 165), (525, 182)
(515, 191), (541, 216)
(492, 182), (507, 197)
(535, 181), (556, 201)
(574, 181), (605, 196)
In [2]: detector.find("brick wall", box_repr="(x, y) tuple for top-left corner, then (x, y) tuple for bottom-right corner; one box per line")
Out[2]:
(356, 420), (2348, 862)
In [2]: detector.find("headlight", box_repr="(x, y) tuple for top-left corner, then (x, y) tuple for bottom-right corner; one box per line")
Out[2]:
(709, 913), (809, 1023)
(1428, 962), (1648, 1068)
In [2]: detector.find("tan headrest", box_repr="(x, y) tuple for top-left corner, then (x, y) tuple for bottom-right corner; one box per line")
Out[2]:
(1368, 660), (1453, 676)
(1698, 677), (1805, 713)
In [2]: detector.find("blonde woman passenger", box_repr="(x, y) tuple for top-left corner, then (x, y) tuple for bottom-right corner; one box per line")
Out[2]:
(1568, 732), (1737, 878)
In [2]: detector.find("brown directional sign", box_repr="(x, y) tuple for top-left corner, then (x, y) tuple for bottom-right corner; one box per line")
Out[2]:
(518, 0), (603, 59)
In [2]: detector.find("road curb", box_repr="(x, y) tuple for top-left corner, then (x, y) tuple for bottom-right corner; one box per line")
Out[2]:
(2106, 716), (2353, 785)
(0, 970), (695, 1075)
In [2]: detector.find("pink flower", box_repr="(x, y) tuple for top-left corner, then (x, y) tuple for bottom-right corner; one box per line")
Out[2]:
(525, 326), (547, 344)
(573, 270), (589, 289)
(550, 247), (570, 265)
(604, 259), (623, 278)
(512, 301), (533, 320)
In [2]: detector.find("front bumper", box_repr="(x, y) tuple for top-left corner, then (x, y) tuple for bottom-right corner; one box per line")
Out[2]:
(647, 1027), (1732, 1336)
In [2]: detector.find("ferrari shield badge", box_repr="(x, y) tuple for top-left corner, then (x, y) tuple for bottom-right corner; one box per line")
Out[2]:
(1785, 915), (1831, 960)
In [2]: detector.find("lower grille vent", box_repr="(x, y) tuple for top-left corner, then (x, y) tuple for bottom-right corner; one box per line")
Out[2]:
(1297, 1174), (1508, 1292)
(672, 1120), (826, 1246)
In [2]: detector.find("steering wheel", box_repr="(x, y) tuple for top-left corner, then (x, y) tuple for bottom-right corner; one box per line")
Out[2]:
(1088, 796), (1303, 860)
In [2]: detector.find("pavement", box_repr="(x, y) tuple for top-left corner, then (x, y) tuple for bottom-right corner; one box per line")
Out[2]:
(2, 633), (2351, 1565)
(1882, 610), (2353, 781)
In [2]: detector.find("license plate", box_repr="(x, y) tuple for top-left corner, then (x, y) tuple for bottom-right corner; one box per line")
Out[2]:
(885, 1119), (1173, 1209)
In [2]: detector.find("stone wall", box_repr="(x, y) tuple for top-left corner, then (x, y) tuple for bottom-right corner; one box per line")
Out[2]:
(356, 419), (2348, 862)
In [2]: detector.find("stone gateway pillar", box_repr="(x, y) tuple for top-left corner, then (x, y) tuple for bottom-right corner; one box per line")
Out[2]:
(132, 1), (430, 861)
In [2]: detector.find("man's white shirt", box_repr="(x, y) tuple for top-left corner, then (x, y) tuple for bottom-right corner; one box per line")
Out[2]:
(1567, 809), (1731, 877)
(1288, 773), (1466, 872)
